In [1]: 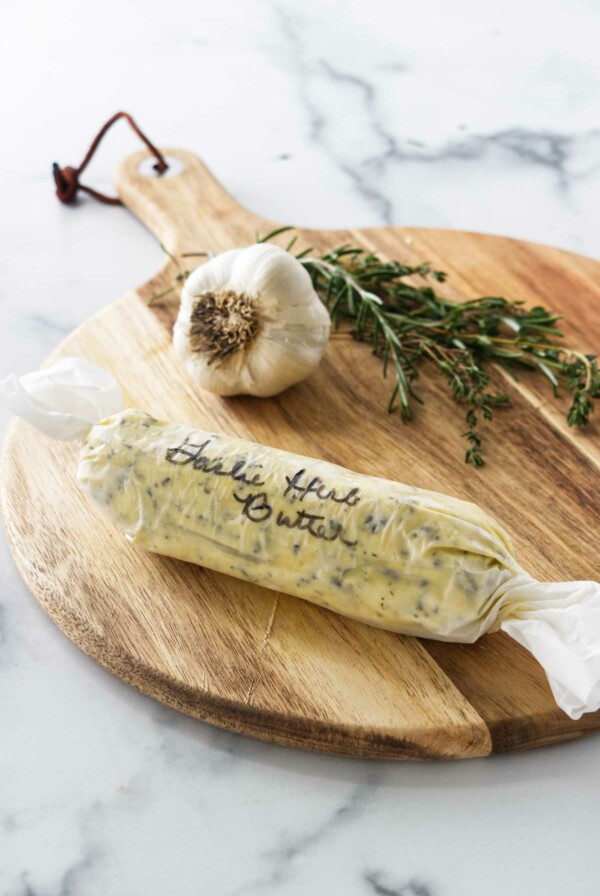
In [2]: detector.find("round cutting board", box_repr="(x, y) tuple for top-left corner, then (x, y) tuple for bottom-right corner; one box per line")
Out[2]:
(3, 149), (600, 760)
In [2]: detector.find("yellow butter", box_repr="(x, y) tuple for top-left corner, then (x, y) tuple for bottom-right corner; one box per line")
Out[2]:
(78, 409), (523, 642)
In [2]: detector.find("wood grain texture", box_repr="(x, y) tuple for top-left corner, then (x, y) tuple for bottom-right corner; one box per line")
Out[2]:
(2, 147), (600, 759)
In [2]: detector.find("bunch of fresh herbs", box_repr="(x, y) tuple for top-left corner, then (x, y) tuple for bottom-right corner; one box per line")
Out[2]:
(260, 227), (600, 466)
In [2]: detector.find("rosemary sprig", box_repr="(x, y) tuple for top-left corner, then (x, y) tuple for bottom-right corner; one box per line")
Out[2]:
(258, 227), (600, 465)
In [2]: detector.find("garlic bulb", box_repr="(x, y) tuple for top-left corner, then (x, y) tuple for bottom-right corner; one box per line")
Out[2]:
(172, 243), (331, 397)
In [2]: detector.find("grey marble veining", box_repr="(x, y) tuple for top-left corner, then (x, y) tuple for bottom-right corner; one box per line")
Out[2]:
(2, 0), (600, 893)
(364, 873), (432, 896)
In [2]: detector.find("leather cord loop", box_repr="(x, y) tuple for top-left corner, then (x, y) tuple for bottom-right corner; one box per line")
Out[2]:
(52, 111), (168, 206)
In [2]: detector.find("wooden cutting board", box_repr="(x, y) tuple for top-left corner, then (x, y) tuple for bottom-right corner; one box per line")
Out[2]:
(3, 148), (600, 760)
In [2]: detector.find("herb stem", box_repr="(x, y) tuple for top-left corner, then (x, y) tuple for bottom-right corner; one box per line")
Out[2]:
(289, 240), (598, 464)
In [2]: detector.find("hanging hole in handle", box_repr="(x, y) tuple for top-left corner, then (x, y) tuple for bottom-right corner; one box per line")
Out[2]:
(138, 155), (184, 179)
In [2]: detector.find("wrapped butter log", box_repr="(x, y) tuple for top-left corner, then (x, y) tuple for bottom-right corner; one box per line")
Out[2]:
(3, 358), (600, 720)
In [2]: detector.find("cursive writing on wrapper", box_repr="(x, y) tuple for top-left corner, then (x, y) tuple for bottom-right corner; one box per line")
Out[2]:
(283, 469), (360, 507)
(233, 491), (357, 547)
(166, 437), (265, 486)
(166, 437), (359, 550)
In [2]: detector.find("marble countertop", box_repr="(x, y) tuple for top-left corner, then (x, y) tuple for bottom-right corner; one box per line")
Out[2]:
(2, 0), (600, 892)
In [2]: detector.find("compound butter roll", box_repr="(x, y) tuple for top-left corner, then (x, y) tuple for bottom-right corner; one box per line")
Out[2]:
(79, 408), (521, 643)
(3, 357), (600, 720)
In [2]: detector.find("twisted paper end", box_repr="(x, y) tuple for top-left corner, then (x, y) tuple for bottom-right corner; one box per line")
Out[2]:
(500, 578), (600, 719)
(0, 358), (123, 441)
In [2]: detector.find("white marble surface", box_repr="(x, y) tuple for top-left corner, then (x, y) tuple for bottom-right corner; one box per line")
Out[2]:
(2, 0), (600, 892)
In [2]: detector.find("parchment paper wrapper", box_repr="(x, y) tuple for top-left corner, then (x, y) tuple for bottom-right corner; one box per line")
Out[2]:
(3, 358), (600, 720)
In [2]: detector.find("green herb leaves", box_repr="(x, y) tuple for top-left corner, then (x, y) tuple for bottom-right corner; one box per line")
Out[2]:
(259, 227), (599, 465)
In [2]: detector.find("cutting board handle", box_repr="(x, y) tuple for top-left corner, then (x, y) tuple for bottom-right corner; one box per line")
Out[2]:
(114, 148), (267, 254)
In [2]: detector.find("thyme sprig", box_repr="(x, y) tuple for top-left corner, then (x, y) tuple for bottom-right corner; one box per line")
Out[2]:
(259, 227), (600, 466)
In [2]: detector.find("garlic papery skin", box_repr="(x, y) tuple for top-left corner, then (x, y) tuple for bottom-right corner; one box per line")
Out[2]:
(172, 243), (331, 397)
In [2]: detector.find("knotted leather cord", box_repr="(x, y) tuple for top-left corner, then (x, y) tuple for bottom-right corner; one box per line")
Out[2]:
(52, 112), (168, 205)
